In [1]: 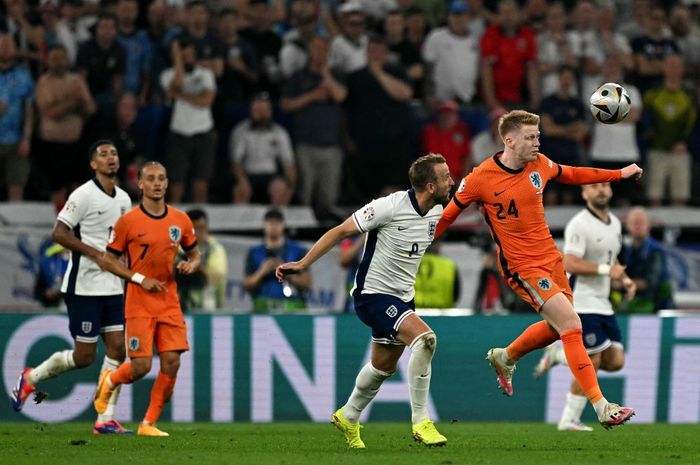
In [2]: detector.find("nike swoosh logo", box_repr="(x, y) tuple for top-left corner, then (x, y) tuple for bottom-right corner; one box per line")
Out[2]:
(97, 211), (106, 215)
(578, 363), (591, 370)
(398, 226), (408, 231)
(494, 190), (506, 197)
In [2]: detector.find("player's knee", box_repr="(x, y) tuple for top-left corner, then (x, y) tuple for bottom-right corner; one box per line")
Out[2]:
(603, 355), (625, 372)
(131, 360), (152, 380)
(161, 356), (180, 376)
(106, 346), (126, 363)
(412, 331), (437, 356)
(73, 349), (96, 368)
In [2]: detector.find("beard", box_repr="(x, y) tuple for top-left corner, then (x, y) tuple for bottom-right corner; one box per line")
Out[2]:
(591, 197), (610, 210)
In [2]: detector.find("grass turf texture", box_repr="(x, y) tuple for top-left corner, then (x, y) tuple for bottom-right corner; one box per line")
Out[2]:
(0, 422), (698, 465)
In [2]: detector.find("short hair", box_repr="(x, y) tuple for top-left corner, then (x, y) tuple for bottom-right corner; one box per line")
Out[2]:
(97, 12), (117, 25)
(187, 208), (207, 222)
(497, 110), (540, 140)
(88, 139), (116, 160)
(137, 161), (167, 179)
(408, 153), (446, 191)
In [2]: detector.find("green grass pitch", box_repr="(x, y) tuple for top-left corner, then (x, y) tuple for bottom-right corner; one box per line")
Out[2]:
(1, 422), (698, 465)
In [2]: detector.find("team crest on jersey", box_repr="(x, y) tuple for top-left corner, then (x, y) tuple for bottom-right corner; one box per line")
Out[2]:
(169, 226), (182, 243)
(65, 201), (77, 213)
(361, 206), (375, 222)
(428, 221), (437, 239)
(81, 321), (92, 334)
(129, 337), (140, 351)
(537, 278), (551, 290)
(585, 332), (597, 346)
(530, 172), (542, 190)
(385, 305), (398, 318)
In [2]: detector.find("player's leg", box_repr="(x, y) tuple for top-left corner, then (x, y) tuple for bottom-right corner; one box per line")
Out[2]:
(558, 352), (602, 432)
(11, 295), (100, 412)
(540, 295), (634, 428)
(396, 313), (447, 447)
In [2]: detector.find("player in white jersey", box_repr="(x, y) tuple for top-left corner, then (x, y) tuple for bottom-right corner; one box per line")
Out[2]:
(276, 154), (453, 448)
(10, 141), (135, 435)
(533, 182), (636, 431)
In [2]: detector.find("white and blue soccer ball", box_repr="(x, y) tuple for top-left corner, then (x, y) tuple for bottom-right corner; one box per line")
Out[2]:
(589, 82), (631, 124)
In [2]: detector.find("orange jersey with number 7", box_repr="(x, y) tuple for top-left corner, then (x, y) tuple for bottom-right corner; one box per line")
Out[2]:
(107, 204), (197, 318)
(436, 152), (622, 275)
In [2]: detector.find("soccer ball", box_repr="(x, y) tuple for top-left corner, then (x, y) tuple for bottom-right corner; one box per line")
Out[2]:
(589, 82), (631, 124)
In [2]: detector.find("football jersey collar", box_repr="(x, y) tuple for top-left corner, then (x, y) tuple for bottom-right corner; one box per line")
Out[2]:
(140, 203), (168, 219)
(493, 152), (524, 174)
(407, 188), (428, 217)
(92, 177), (116, 198)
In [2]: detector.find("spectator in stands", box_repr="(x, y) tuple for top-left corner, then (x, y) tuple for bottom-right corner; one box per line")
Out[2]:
(404, 6), (427, 52)
(116, 0), (151, 100)
(643, 55), (697, 207)
(471, 106), (506, 166)
(180, 0), (224, 78)
(619, 0), (651, 41)
(35, 44), (95, 206)
(281, 36), (346, 218)
(422, 99), (472, 182)
(239, 0), (282, 95)
(34, 242), (68, 308)
(480, 0), (538, 110)
(537, 2), (576, 99)
(463, 0), (490, 40)
(669, 4), (700, 97)
(279, 0), (318, 79)
(385, 9), (424, 99)
(566, 0), (598, 100)
(76, 13), (125, 129)
(414, 241), (460, 309)
(0, 33), (33, 201)
(176, 209), (228, 312)
(422, 1), (479, 105)
(38, 1), (78, 66)
(231, 93), (296, 206)
(411, 0), (446, 27)
(339, 234), (364, 313)
(631, 4), (679, 94)
(57, 0), (93, 63)
(244, 208), (310, 312)
(539, 65), (587, 205)
(589, 56), (642, 207)
(328, 2), (367, 74)
(473, 242), (521, 314)
(619, 207), (674, 313)
(0, 0), (43, 74)
(344, 33), (413, 201)
(523, 0), (547, 35)
(160, 38), (217, 203)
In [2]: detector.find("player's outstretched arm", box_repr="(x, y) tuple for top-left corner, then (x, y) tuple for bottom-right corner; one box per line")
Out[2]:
(275, 217), (360, 281)
(557, 164), (624, 185)
(435, 198), (468, 240)
(101, 252), (167, 292)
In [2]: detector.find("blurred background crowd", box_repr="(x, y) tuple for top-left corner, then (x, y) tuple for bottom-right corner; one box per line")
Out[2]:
(1, 0), (699, 216)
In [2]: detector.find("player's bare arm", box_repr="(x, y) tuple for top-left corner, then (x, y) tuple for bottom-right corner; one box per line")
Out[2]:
(620, 163), (643, 180)
(276, 217), (360, 281)
(563, 254), (627, 279)
(101, 251), (166, 292)
(176, 248), (201, 275)
(52, 221), (104, 266)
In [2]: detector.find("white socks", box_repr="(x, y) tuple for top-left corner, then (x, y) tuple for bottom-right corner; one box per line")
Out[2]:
(96, 356), (122, 424)
(28, 350), (76, 386)
(341, 363), (391, 424)
(408, 331), (436, 425)
(592, 397), (609, 419)
(559, 392), (588, 426)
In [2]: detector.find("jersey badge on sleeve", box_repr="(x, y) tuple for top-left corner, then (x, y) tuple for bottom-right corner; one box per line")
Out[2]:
(361, 206), (375, 222)
(529, 172), (542, 190)
(65, 201), (78, 213)
(428, 220), (437, 240)
(169, 225), (182, 244)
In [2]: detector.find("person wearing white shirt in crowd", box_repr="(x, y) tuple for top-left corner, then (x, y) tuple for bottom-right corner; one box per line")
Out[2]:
(328, 2), (368, 74)
(537, 2), (577, 98)
(160, 38), (216, 203)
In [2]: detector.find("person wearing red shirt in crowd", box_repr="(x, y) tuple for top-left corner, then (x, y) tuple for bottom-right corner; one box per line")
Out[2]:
(480, 0), (539, 110)
(422, 99), (471, 182)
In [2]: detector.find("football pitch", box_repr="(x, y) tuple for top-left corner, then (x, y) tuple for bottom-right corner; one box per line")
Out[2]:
(1, 422), (698, 465)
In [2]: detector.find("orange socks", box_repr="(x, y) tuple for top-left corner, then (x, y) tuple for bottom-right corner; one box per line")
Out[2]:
(560, 329), (603, 402)
(144, 372), (177, 424)
(108, 361), (135, 388)
(505, 320), (559, 361)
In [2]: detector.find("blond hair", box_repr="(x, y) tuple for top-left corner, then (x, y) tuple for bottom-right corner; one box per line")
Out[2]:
(409, 153), (446, 191)
(497, 110), (540, 140)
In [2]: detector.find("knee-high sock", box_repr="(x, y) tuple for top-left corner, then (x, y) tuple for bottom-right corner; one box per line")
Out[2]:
(97, 356), (122, 424)
(408, 331), (436, 425)
(506, 321), (559, 361)
(341, 363), (392, 424)
(144, 372), (177, 424)
(560, 329), (603, 403)
(108, 361), (135, 388)
(559, 392), (588, 427)
(28, 350), (76, 386)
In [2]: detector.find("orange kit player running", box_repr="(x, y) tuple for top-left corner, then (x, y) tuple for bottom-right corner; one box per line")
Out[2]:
(94, 161), (200, 437)
(436, 110), (641, 429)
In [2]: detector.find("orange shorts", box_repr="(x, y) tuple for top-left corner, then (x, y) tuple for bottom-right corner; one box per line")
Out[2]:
(125, 313), (189, 358)
(504, 257), (573, 312)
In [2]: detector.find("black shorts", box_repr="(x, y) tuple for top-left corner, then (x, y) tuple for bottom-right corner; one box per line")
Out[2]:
(164, 130), (216, 183)
(580, 313), (623, 354)
(65, 294), (124, 343)
(353, 293), (415, 345)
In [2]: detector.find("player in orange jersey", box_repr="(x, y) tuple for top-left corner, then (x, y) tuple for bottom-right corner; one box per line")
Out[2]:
(94, 161), (200, 437)
(436, 110), (641, 429)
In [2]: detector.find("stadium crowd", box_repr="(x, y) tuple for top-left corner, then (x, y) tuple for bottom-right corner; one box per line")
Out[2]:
(1, 0), (699, 213)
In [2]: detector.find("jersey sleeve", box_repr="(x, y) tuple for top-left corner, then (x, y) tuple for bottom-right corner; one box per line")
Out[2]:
(181, 214), (198, 251)
(56, 189), (89, 229)
(563, 218), (586, 258)
(351, 195), (395, 233)
(106, 215), (129, 256)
